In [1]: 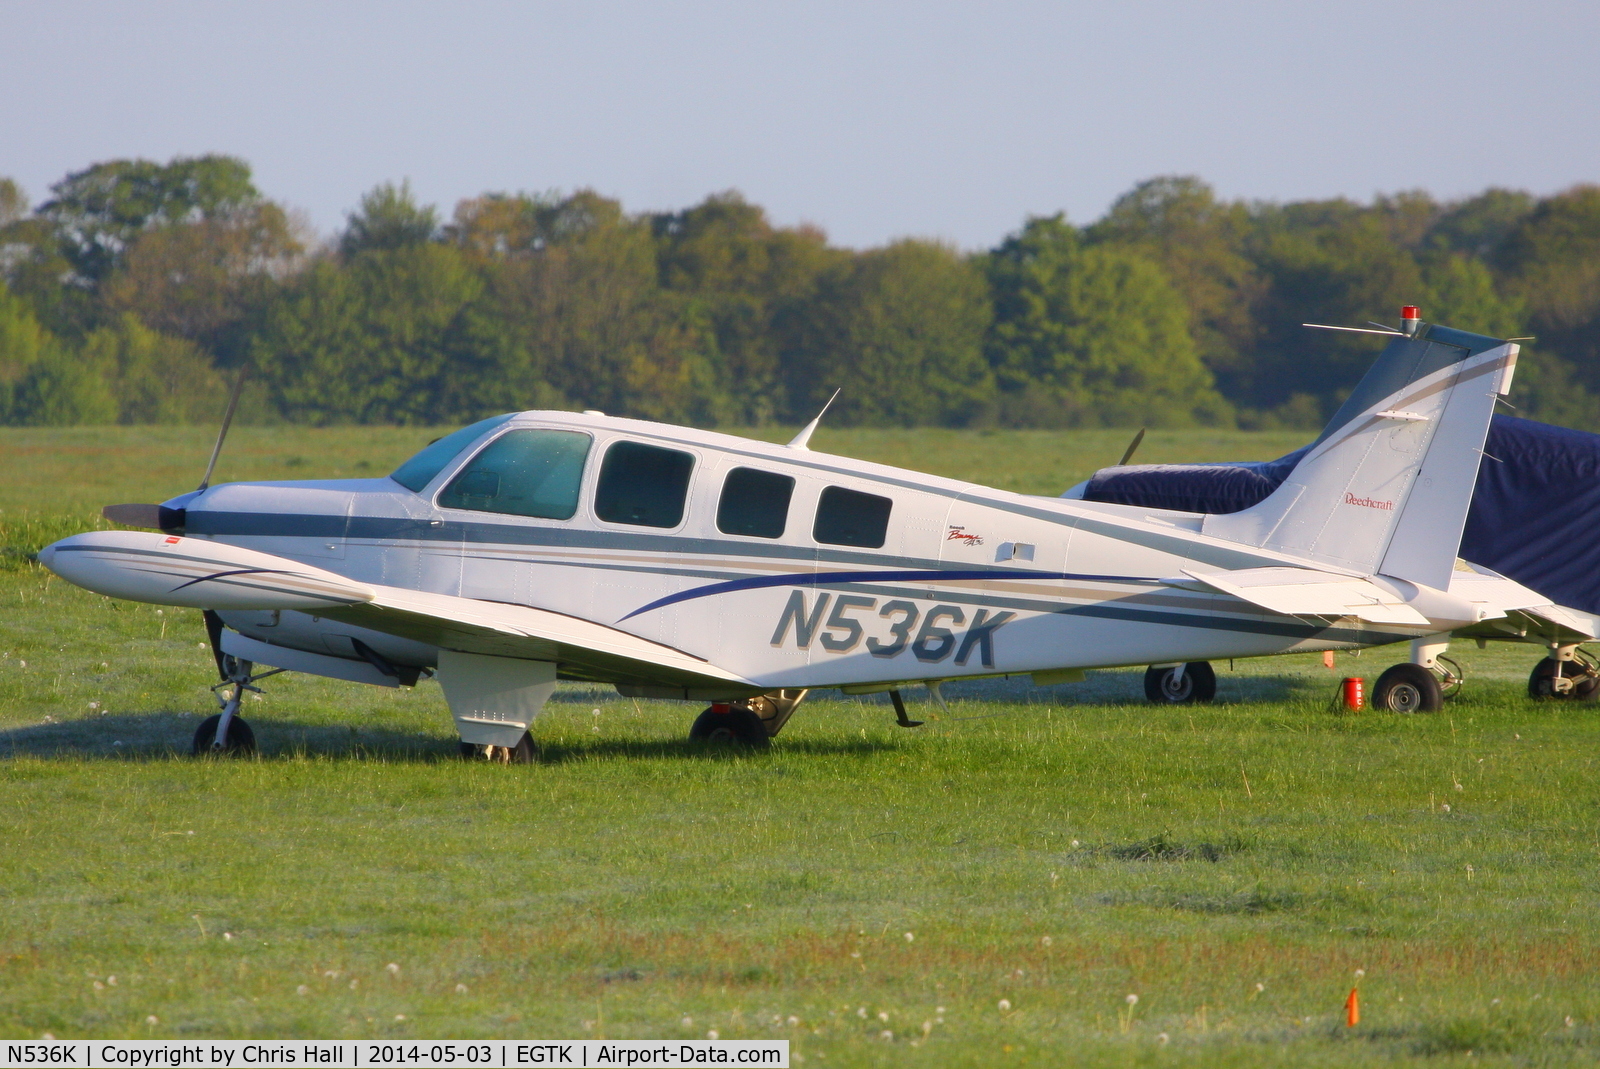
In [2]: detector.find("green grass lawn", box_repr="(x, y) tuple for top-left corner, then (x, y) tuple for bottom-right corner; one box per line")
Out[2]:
(1, 426), (1597, 1064)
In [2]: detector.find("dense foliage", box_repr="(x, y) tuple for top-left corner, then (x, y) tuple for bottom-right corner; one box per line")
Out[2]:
(2, 159), (1598, 430)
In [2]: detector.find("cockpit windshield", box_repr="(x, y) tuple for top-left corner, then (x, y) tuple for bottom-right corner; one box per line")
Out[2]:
(389, 414), (515, 492)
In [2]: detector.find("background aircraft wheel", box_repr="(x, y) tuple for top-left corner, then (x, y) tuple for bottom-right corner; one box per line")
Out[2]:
(459, 732), (539, 763)
(1371, 663), (1442, 713)
(1143, 662), (1216, 703)
(689, 705), (771, 749)
(1527, 658), (1599, 700)
(191, 714), (255, 756)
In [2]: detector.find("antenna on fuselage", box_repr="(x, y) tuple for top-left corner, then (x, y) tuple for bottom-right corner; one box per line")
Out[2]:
(787, 388), (841, 451)
(198, 367), (248, 492)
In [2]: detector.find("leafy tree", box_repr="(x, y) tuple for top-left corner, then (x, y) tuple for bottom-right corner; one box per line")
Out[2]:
(985, 215), (1227, 428)
(652, 191), (841, 423)
(0, 281), (63, 419)
(1495, 185), (1600, 378)
(79, 315), (229, 424)
(1086, 177), (1264, 398)
(39, 156), (260, 286)
(250, 243), (484, 424)
(340, 182), (439, 258)
(782, 239), (994, 427)
(0, 178), (25, 227)
(102, 201), (305, 360)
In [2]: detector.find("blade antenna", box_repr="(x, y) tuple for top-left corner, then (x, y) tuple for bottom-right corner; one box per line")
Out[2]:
(198, 367), (248, 492)
(1117, 427), (1146, 467)
(787, 388), (841, 451)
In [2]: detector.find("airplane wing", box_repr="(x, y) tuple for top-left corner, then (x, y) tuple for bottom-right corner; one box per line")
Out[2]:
(40, 531), (755, 692)
(318, 586), (755, 691)
(1164, 567), (1431, 626)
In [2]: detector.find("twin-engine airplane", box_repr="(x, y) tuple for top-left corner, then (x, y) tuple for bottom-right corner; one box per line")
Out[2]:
(40, 309), (1577, 759)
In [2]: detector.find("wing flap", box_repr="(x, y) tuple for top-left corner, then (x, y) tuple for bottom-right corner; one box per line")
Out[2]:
(1168, 566), (1431, 626)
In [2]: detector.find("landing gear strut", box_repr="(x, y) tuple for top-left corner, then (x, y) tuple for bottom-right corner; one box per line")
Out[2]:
(192, 654), (281, 756)
(1528, 645), (1600, 700)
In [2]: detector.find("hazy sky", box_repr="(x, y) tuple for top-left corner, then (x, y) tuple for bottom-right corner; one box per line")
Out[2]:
(5, 0), (1598, 249)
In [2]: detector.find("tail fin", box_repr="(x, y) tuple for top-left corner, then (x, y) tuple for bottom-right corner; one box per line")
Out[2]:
(1202, 318), (1518, 591)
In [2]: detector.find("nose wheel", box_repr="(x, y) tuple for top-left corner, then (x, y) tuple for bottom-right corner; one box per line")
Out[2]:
(192, 654), (281, 757)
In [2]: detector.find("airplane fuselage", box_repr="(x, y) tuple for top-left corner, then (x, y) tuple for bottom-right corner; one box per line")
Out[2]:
(185, 411), (1425, 693)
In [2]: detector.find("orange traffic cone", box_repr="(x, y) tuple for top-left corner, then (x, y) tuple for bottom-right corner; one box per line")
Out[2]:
(1345, 987), (1360, 1027)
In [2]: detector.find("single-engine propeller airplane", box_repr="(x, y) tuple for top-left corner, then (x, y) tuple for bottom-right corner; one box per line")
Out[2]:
(39, 308), (1591, 760)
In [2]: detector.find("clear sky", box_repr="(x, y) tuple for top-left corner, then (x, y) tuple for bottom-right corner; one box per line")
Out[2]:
(5, 0), (1598, 249)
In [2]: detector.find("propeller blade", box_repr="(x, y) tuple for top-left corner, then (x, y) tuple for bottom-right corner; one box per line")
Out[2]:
(198, 367), (248, 492)
(102, 503), (186, 531)
(1117, 427), (1146, 467)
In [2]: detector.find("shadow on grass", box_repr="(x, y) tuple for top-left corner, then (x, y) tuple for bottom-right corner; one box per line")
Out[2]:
(0, 711), (897, 763)
(849, 669), (1327, 707)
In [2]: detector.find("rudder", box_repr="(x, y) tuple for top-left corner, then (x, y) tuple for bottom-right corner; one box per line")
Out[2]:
(1202, 317), (1518, 591)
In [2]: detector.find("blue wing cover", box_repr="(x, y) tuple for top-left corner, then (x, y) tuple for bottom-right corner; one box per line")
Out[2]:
(1081, 415), (1600, 615)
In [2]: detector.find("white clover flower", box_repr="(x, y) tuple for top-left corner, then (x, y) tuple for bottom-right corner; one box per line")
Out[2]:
(681, 1017), (693, 1028)
(904, 932), (914, 942)
(386, 963), (401, 975)
(706, 1030), (718, 1040)
(998, 999), (1011, 1012)
(1041, 936), (1053, 947)
(1126, 993), (1139, 1006)
(145, 1016), (158, 1026)
(296, 986), (308, 995)
(455, 983), (468, 994)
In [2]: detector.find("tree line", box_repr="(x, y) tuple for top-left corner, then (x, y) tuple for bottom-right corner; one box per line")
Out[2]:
(2, 156), (1598, 431)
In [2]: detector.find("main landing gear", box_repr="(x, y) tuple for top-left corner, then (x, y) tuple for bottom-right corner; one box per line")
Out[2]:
(1528, 645), (1600, 700)
(689, 690), (809, 749)
(1144, 662), (1217, 704)
(192, 653), (283, 756)
(460, 732), (540, 764)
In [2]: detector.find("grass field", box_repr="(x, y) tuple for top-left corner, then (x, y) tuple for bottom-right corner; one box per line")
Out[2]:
(2, 425), (1597, 1065)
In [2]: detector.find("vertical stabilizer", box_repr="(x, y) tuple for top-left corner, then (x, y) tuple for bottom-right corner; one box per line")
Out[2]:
(1202, 319), (1518, 590)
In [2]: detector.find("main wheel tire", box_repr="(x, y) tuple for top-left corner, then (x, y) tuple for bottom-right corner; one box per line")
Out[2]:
(191, 713), (256, 756)
(1143, 662), (1217, 704)
(459, 732), (539, 764)
(1527, 657), (1600, 700)
(688, 705), (771, 749)
(1371, 663), (1443, 713)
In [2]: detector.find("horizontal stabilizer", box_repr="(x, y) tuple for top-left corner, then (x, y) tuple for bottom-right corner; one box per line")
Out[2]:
(1166, 567), (1430, 626)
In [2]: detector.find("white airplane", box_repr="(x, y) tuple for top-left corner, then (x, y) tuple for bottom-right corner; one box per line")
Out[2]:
(39, 308), (1584, 760)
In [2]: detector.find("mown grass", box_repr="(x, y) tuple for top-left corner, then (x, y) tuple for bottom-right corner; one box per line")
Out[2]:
(1, 426), (1596, 1064)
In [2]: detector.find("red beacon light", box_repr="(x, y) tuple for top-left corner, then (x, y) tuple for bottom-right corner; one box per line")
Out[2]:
(1400, 306), (1421, 336)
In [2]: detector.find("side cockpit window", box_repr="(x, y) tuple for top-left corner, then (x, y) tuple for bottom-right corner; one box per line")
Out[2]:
(814, 486), (892, 548)
(595, 441), (695, 528)
(390, 414), (515, 492)
(717, 468), (795, 538)
(438, 429), (592, 519)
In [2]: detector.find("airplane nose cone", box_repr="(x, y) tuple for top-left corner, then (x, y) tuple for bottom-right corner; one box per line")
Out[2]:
(36, 542), (57, 569)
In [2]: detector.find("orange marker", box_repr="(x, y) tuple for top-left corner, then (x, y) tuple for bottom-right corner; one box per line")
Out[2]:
(1345, 987), (1360, 1027)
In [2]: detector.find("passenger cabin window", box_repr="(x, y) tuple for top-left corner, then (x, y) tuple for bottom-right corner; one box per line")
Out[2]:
(594, 441), (695, 528)
(717, 468), (795, 539)
(390, 413), (514, 492)
(437, 428), (592, 519)
(814, 486), (892, 548)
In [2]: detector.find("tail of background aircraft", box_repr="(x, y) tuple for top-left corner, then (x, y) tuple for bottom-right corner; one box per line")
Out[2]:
(1202, 311), (1519, 591)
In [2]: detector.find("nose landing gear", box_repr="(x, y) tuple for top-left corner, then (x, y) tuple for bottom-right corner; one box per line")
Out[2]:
(192, 654), (283, 756)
